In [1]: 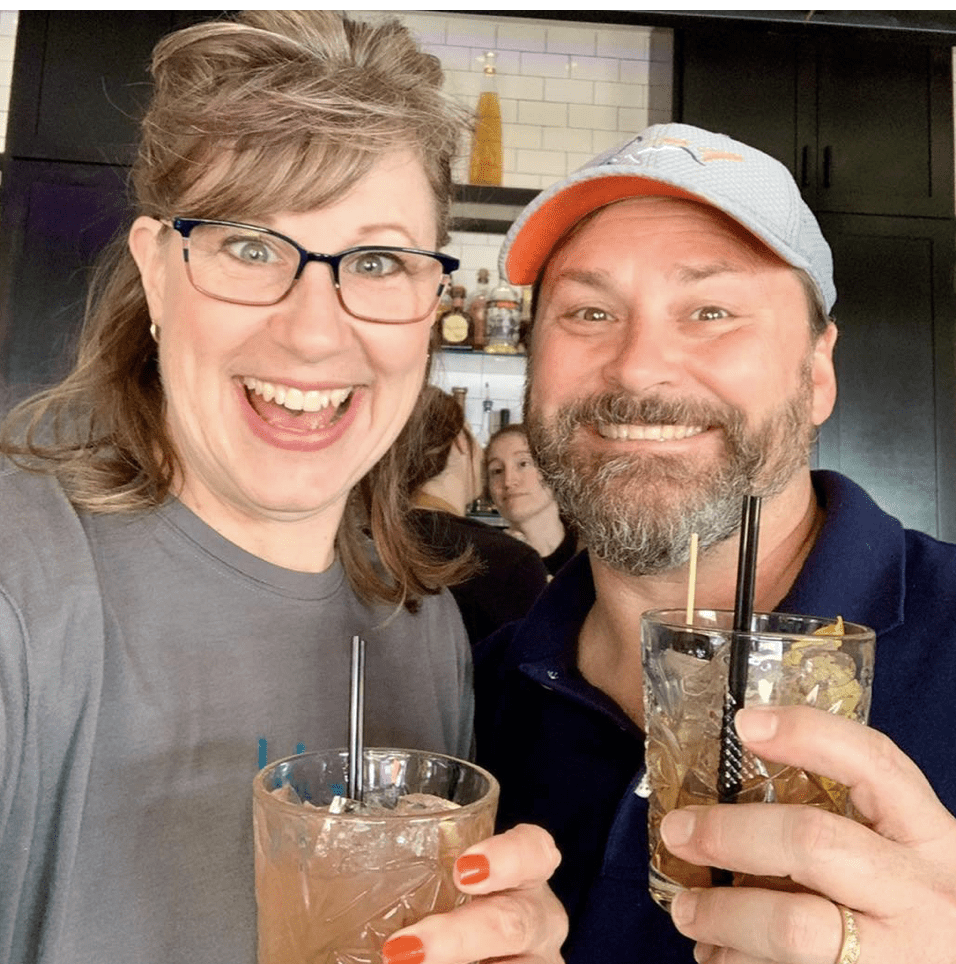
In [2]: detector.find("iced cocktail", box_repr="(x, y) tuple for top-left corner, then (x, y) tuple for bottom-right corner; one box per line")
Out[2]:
(641, 609), (875, 909)
(253, 747), (499, 963)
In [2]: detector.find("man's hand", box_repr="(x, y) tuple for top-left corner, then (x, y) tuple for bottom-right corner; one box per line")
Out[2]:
(661, 704), (956, 963)
(382, 823), (567, 963)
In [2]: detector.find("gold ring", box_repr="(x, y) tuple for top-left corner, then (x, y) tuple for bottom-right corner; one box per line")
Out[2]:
(835, 904), (861, 964)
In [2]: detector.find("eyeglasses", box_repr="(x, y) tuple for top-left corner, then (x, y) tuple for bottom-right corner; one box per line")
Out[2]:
(167, 218), (460, 324)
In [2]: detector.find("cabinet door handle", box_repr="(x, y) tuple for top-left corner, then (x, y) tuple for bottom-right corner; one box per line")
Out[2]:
(800, 146), (809, 188)
(823, 146), (832, 189)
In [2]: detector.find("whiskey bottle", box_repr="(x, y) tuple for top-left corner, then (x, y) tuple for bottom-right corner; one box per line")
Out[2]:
(440, 285), (474, 350)
(467, 268), (491, 351)
(484, 276), (520, 354)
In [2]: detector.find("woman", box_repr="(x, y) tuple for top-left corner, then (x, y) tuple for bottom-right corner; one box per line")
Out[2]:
(406, 387), (549, 646)
(0, 13), (563, 964)
(486, 424), (579, 575)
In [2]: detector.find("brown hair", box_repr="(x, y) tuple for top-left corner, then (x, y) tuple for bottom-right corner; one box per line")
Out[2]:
(0, 11), (469, 609)
(403, 385), (469, 495)
(486, 422), (530, 457)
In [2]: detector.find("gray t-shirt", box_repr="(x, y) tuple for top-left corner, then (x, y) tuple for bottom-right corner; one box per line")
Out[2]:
(0, 461), (473, 964)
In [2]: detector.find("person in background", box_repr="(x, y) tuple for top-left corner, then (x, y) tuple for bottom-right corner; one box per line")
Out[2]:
(406, 386), (549, 646)
(485, 422), (579, 575)
(0, 12), (564, 964)
(474, 123), (956, 963)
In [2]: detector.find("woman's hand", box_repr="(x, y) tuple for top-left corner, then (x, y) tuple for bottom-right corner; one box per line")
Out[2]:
(382, 823), (567, 964)
(661, 704), (956, 964)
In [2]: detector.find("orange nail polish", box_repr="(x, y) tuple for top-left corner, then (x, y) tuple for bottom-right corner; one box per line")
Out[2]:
(382, 934), (425, 964)
(456, 852), (490, 885)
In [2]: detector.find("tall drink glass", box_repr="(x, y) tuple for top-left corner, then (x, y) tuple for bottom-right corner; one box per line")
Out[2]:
(253, 747), (499, 963)
(641, 609), (875, 909)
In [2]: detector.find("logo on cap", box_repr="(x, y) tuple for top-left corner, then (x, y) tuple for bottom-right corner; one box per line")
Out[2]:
(611, 135), (744, 169)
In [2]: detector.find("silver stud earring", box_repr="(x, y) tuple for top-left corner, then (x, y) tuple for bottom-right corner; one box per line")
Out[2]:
(149, 322), (160, 343)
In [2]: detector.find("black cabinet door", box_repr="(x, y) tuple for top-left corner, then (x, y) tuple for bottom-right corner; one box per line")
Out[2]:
(814, 214), (956, 542)
(0, 160), (133, 400)
(679, 27), (954, 218)
(813, 40), (954, 217)
(6, 12), (175, 166)
(7, 12), (218, 165)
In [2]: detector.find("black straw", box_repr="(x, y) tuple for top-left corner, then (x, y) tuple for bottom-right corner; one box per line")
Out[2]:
(348, 635), (366, 803)
(711, 496), (761, 888)
(718, 494), (762, 802)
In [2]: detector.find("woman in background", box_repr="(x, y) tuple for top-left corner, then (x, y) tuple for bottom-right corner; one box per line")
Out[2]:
(406, 386), (549, 645)
(486, 423), (579, 575)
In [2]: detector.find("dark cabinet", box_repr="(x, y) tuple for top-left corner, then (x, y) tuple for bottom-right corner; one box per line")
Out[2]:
(811, 41), (953, 217)
(0, 12), (216, 402)
(681, 29), (954, 217)
(0, 160), (132, 396)
(6, 12), (173, 166)
(813, 215), (956, 541)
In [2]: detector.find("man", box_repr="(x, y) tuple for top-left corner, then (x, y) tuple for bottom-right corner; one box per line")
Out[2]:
(474, 124), (956, 964)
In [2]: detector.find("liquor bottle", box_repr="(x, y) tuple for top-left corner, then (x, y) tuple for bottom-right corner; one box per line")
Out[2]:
(440, 285), (474, 349)
(478, 383), (493, 446)
(484, 276), (521, 354)
(435, 277), (454, 321)
(469, 53), (502, 186)
(451, 386), (468, 411)
(467, 268), (491, 351)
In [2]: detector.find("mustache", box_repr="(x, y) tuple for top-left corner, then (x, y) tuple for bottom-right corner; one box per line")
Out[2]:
(551, 392), (744, 433)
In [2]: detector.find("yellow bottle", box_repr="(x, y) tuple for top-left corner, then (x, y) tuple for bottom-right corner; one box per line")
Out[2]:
(469, 56), (502, 186)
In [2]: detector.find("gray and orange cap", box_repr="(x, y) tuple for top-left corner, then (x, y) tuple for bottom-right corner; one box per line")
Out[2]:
(499, 122), (836, 314)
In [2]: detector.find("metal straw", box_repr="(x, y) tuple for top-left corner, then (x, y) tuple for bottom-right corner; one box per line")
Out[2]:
(347, 635), (366, 803)
(711, 496), (761, 888)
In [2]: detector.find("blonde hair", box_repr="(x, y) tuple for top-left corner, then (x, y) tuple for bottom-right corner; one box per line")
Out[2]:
(0, 11), (469, 608)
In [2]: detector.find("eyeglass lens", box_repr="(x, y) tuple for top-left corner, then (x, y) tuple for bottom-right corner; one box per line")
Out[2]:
(184, 222), (447, 321)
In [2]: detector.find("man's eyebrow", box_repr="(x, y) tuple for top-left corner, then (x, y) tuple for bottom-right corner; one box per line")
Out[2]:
(675, 262), (743, 283)
(549, 263), (745, 288)
(546, 267), (614, 290)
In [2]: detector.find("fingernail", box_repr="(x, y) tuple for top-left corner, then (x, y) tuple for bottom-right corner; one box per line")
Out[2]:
(671, 889), (699, 927)
(694, 943), (717, 963)
(382, 934), (425, 964)
(736, 706), (779, 742)
(456, 852), (490, 885)
(661, 809), (696, 848)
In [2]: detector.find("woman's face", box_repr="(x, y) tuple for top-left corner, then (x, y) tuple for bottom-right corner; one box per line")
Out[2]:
(486, 431), (557, 526)
(130, 150), (439, 560)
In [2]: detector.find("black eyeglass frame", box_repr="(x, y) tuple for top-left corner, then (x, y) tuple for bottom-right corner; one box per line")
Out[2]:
(168, 217), (460, 323)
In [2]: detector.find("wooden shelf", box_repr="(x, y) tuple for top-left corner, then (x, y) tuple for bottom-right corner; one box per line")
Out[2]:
(451, 184), (539, 234)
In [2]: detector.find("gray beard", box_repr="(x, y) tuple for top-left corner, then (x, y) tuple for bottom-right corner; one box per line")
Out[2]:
(524, 362), (816, 576)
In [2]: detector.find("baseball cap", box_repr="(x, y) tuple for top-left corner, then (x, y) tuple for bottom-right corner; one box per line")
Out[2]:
(499, 122), (836, 313)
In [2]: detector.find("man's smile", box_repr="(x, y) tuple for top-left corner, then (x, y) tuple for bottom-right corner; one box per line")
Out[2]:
(596, 422), (708, 441)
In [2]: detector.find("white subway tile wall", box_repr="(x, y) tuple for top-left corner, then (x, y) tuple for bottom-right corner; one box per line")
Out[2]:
(0, 11), (18, 158)
(398, 11), (674, 191)
(429, 349), (526, 442)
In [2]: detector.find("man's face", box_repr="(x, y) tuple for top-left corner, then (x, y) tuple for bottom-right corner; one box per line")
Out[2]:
(525, 196), (837, 575)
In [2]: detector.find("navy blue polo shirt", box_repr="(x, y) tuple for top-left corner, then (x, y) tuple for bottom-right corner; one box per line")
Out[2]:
(474, 471), (956, 963)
